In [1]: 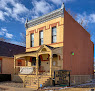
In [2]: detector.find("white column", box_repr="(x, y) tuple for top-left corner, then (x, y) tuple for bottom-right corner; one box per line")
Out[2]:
(50, 52), (52, 76)
(36, 54), (38, 75)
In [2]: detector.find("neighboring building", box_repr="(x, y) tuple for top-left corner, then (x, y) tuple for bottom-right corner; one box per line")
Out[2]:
(0, 41), (25, 78)
(13, 3), (94, 89)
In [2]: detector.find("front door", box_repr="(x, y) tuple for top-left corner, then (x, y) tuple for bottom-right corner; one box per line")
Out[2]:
(38, 56), (41, 68)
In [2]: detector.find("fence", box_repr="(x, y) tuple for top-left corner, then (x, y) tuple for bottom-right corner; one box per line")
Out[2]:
(70, 75), (93, 85)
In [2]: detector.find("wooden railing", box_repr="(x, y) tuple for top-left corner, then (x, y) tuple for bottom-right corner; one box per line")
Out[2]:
(23, 76), (39, 88)
(52, 66), (61, 71)
(23, 66), (61, 89)
(23, 74), (51, 89)
(15, 66), (36, 75)
(51, 66), (61, 76)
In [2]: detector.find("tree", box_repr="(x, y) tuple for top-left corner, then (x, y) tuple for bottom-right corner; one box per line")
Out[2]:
(67, 9), (92, 36)
(0, 37), (11, 42)
(67, 9), (88, 30)
(0, 37), (6, 41)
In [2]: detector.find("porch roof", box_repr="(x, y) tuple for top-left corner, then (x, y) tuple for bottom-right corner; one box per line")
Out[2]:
(45, 45), (60, 50)
(14, 44), (62, 59)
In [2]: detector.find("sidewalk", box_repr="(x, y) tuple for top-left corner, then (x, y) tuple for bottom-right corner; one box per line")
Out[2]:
(0, 85), (34, 91)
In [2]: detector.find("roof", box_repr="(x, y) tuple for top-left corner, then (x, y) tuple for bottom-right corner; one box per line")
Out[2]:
(0, 41), (25, 57)
(15, 45), (61, 56)
(15, 51), (37, 55)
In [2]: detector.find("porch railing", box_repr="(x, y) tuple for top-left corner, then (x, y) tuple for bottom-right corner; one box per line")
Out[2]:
(52, 66), (61, 71)
(15, 66), (36, 75)
(15, 65), (61, 76)
(51, 66), (61, 76)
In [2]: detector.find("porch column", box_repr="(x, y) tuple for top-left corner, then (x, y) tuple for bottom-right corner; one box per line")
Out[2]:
(50, 52), (52, 76)
(25, 57), (27, 66)
(36, 54), (38, 75)
(14, 57), (16, 75)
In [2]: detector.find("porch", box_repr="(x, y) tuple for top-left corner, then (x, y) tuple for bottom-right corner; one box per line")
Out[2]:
(14, 45), (63, 76)
(13, 45), (63, 89)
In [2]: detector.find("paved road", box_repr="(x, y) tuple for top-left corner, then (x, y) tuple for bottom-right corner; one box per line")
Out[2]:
(1, 85), (95, 91)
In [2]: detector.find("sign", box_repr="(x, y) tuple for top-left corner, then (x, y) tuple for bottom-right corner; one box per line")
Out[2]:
(20, 67), (33, 74)
(54, 70), (70, 86)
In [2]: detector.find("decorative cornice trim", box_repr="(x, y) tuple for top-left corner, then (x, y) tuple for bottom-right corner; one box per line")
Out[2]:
(25, 8), (64, 29)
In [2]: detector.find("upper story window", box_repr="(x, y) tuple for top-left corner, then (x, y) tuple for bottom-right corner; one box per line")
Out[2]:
(52, 27), (57, 43)
(31, 33), (34, 47)
(39, 30), (43, 45)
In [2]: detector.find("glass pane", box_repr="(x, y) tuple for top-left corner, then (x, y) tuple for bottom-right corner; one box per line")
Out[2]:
(31, 34), (34, 41)
(41, 39), (43, 45)
(52, 27), (56, 36)
(32, 41), (34, 47)
(53, 36), (56, 43)
(40, 31), (43, 38)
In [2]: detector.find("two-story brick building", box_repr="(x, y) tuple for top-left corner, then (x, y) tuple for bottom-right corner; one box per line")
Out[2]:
(13, 3), (94, 89)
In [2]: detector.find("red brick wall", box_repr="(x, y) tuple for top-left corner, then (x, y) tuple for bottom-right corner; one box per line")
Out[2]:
(63, 9), (94, 75)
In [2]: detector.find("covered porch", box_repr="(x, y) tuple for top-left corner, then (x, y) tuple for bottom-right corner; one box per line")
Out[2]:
(14, 45), (63, 79)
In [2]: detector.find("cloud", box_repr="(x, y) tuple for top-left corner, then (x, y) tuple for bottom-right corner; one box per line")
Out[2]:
(76, 12), (89, 26)
(31, 0), (54, 19)
(50, 0), (74, 5)
(6, 33), (13, 38)
(9, 40), (25, 46)
(0, 28), (13, 39)
(76, 12), (95, 25)
(0, 11), (5, 21)
(0, 0), (29, 23)
(0, 28), (7, 35)
(76, 12), (95, 44)
(89, 14), (95, 23)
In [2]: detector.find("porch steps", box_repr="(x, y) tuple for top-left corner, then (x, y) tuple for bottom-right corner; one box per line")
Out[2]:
(25, 75), (51, 90)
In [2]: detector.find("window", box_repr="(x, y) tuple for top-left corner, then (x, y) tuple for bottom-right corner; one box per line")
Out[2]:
(31, 33), (34, 47)
(52, 27), (57, 43)
(0, 59), (2, 73)
(18, 60), (22, 66)
(31, 57), (36, 66)
(39, 30), (43, 45)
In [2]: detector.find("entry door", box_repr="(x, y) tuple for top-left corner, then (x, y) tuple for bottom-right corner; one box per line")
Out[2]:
(38, 56), (41, 67)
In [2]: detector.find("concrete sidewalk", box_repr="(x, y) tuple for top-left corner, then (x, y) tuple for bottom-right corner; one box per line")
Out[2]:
(1, 85), (95, 91)
(0, 85), (35, 91)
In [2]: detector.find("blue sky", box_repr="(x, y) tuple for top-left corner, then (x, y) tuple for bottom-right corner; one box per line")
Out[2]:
(0, 0), (95, 58)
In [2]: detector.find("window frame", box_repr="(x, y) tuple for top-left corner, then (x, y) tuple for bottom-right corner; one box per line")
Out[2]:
(52, 26), (57, 43)
(30, 33), (34, 47)
(39, 30), (43, 45)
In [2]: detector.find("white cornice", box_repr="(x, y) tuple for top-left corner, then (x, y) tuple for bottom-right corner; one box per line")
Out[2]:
(25, 8), (64, 29)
